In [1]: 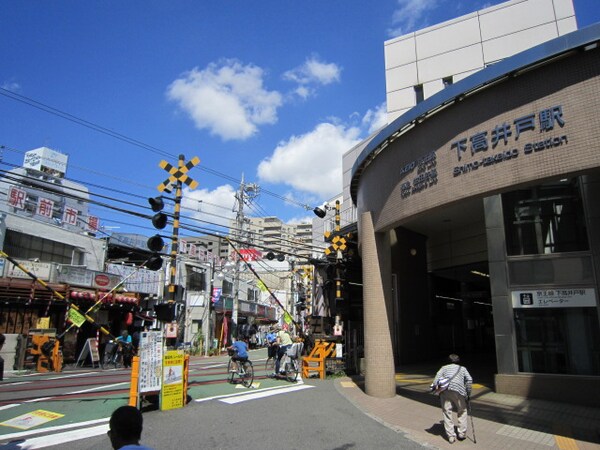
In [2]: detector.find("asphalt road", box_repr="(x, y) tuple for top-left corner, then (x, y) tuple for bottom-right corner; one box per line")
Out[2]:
(28, 378), (425, 450)
(0, 349), (426, 449)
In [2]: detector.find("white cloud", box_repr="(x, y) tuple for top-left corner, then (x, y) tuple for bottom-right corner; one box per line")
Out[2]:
(257, 122), (361, 199)
(362, 102), (388, 133)
(388, 0), (438, 37)
(167, 59), (283, 141)
(1, 81), (20, 91)
(181, 184), (236, 228)
(283, 56), (341, 99)
(286, 215), (314, 225)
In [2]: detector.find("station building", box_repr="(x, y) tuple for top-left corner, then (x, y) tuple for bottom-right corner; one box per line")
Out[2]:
(349, 1), (600, 405)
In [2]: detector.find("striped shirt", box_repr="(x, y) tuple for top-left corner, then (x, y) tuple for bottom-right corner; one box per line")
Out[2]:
(433, 363), (473, 398)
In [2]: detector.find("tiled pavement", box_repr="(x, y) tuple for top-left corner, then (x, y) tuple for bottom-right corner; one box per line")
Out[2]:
(334, 370), (600, 450)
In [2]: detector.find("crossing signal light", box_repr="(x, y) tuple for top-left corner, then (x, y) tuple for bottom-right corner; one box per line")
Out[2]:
(154, 302), (175, 322)
(146, 255), (163, 271)
(148, 197), (168, 229)
(147, 234), (164, 252)
(152, 212), (168, 229)
(148, 196), (165, 212)
(146, 233), (164, 271)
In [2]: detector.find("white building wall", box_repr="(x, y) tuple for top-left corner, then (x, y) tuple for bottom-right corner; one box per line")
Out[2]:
(384, 0), (577, 122)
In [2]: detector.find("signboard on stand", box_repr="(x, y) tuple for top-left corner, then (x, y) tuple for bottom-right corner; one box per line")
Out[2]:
(76, 338), (100, 367)
(139, 331), (163, 393)
(160, 350), (185, 411)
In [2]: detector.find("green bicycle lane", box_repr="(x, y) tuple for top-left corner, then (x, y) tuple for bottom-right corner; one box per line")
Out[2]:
(0, 349), (298, 444)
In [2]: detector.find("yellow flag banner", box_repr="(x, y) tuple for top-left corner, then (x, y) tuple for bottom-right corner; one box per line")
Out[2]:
(67, 307), (86, 328)
(283, 311), (293, 324)
(256, 280), (267, 292)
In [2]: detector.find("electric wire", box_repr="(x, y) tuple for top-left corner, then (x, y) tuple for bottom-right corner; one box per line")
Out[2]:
(0, 90), (316, 211)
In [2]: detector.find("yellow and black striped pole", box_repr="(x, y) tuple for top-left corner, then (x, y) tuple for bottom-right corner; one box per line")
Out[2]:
(334, 200), (344, 301)
(167, 154), (185, 305)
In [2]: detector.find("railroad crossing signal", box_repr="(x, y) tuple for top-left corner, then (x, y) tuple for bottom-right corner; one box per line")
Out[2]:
(157, 156), (200, 192)
(325, 235), (348, 256)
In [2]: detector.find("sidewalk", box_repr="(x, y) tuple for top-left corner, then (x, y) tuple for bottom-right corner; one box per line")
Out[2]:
(335, 369), (600, 450)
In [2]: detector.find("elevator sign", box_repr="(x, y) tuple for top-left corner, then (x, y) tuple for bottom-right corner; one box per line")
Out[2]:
(512, 288), (597, 309)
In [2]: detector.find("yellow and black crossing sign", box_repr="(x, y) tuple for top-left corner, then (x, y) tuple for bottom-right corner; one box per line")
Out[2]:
(325, 235), (348, 256)
(157, 156), (200, 192)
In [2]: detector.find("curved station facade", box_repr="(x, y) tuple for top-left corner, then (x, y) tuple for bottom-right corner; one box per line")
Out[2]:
(351, 24), (600, 405)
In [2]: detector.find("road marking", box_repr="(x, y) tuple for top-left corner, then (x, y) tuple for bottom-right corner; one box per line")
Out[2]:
(195, 381), (305, 403)
(0, 403), (21, 411)
(197, 364), (226, 370)
(69, 382), (128, 394)
(220, 384), (314, 404)
(0, 382), (31, 387)
(47, 372), (97, 380)
(24, 397), (52, 403)
(6, 423), (109, 449)
(0, 418), (109, 440)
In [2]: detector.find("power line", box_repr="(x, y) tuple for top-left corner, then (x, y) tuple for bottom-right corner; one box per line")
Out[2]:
(0, 90), (316, 211)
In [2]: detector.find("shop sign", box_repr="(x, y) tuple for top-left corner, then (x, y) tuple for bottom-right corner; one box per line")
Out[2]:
(6, 259), (52, 280)
(512, 288), (597, 309)
(211, 287), (222, 303)
(57, 266), (121, 290)
(106, 263), (161, 295)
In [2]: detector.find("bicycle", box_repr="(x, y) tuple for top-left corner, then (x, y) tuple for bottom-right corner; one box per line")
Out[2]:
(280, 342), (303, 382)
(264, 344), (278, 374)
(102, 341), (121, 369)
(227, 350), (254, 388)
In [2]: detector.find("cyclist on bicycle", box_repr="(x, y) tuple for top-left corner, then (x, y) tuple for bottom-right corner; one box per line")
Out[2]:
(274, 324), (293, 376)
(227, 337), (249, 371)
(266, 326), (278, 360)
(116, 330), (133, 368)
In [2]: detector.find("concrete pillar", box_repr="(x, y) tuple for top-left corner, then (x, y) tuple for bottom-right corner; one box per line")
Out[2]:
(360, 211), (396, 398)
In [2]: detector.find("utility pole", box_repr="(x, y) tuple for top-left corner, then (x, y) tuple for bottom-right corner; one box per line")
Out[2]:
(231, 175), (259, 339)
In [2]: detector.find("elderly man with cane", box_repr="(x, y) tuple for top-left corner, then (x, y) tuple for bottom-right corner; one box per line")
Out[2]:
(431, 354), (473, 444)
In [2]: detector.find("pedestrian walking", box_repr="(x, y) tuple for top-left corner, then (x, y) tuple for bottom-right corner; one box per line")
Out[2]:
(431, 354), (473, 444)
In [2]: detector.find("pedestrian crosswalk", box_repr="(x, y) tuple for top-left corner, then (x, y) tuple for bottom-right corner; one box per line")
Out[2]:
(194, 379), (314, 405)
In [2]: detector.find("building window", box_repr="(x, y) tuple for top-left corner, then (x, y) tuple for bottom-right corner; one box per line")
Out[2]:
(222, 280), (233, 296)
(4, 230), (74, 264)
(247, 288), (258, 302)
(502, 178), (589, 256)
(414, 84), (424, 104)
(187, 269), (206, 291)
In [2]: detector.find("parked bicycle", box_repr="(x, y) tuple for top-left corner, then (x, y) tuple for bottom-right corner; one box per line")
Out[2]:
(227, 349), (254, 388)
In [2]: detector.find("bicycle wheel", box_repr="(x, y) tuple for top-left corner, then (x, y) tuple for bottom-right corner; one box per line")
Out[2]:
(241, 361), (254, 388)
(284, 359), (298, 382)
(227, 359), (235, 383)
(264, 357), (275, 375)
(102, 351), (113, 369)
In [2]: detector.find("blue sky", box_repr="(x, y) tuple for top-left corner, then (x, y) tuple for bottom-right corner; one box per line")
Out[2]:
(1, 0), (599, 239)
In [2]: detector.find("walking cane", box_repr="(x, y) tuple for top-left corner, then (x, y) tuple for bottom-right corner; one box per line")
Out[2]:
(467, 397), (477, 444)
